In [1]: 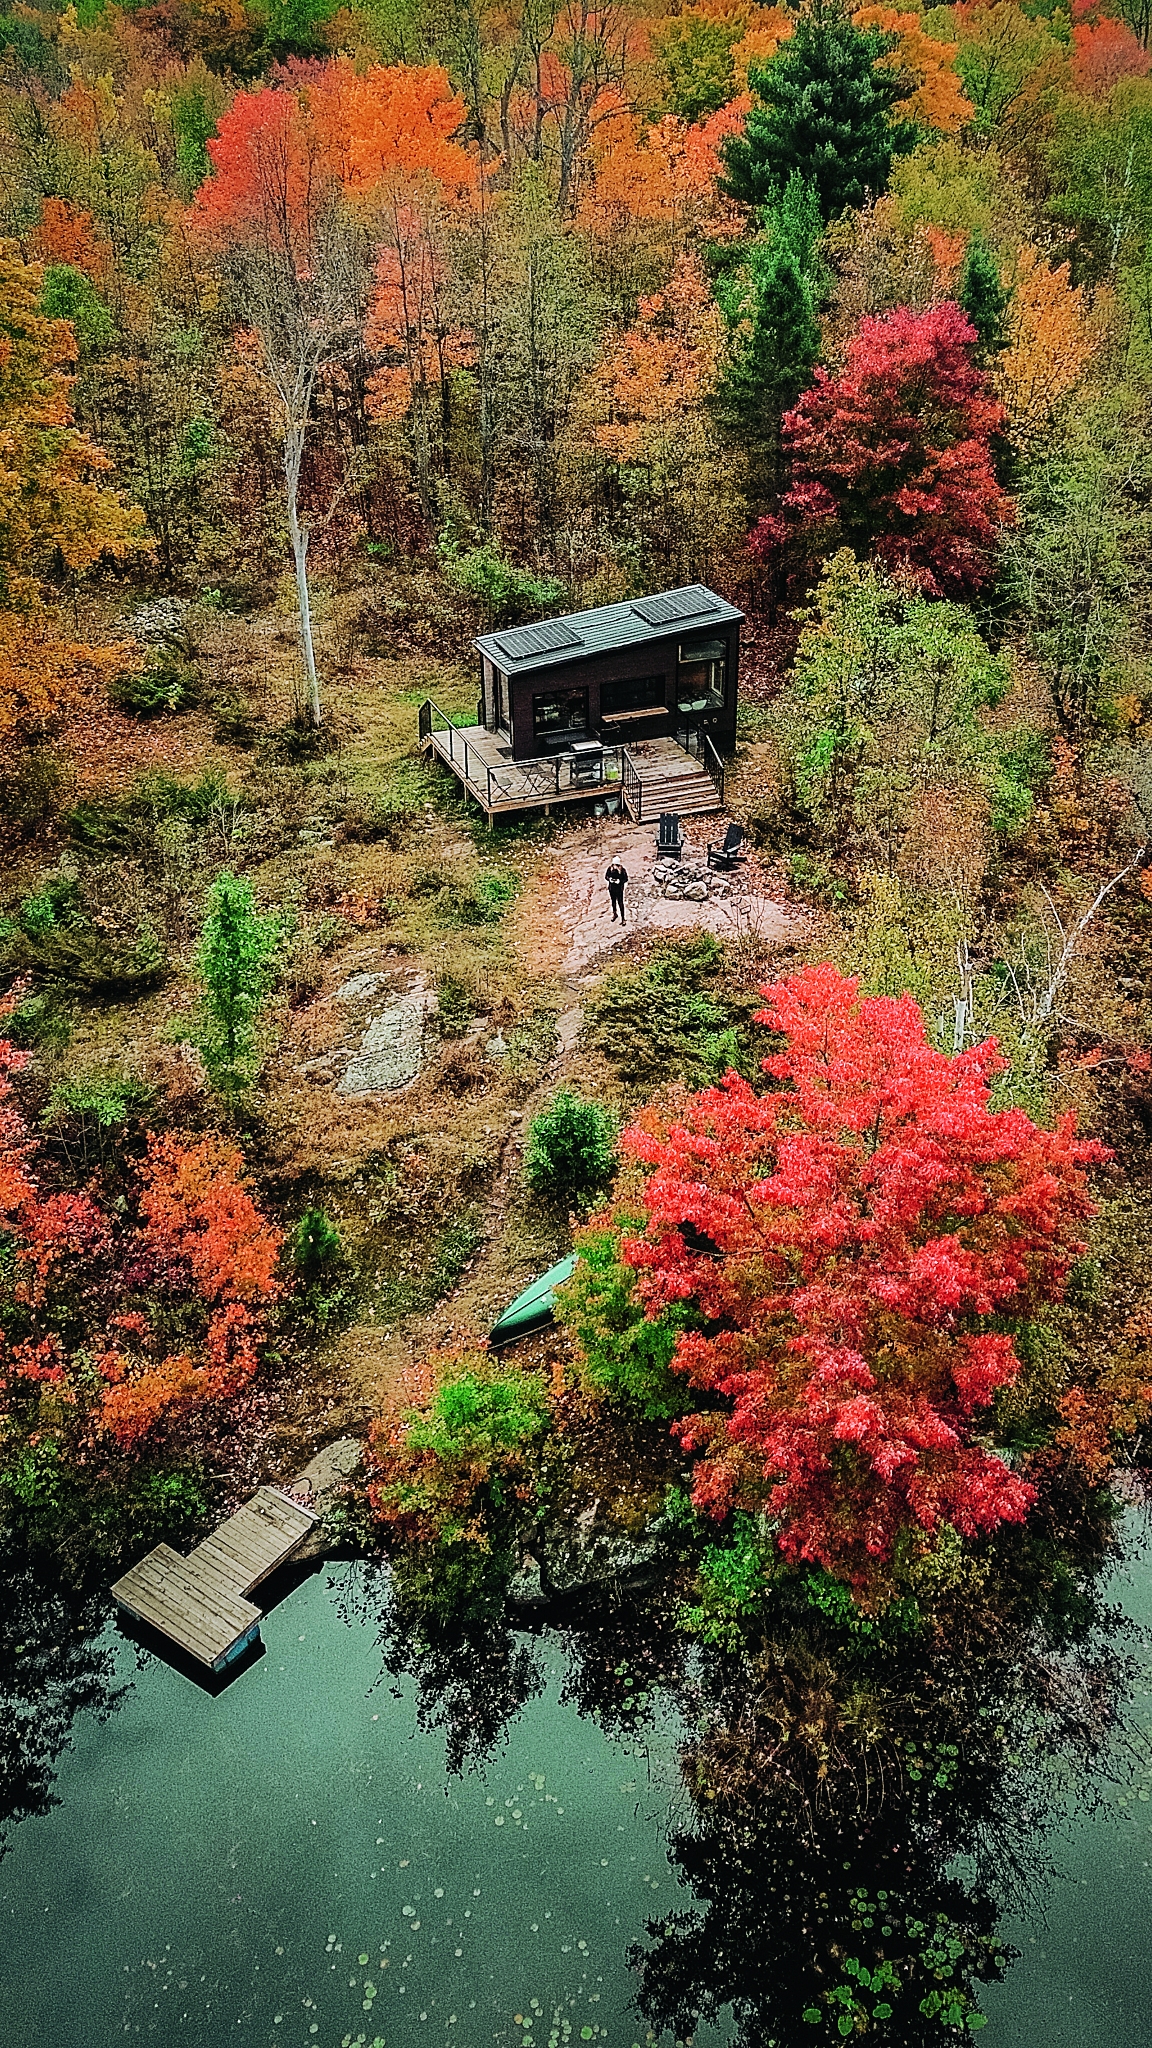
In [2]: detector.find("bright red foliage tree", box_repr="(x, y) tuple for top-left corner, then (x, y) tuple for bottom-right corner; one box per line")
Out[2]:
(616, 965), (1102, 1595)
(751, 300), (1015, 597)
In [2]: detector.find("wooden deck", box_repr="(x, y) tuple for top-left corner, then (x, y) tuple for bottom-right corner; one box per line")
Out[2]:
(424, 717), (624, 816)
(111, 1485), (317, 1674)
(420, 703), (724, 822)
(621, 737), (722, 822)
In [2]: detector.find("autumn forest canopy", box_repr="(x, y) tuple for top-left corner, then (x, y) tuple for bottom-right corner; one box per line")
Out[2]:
(5, 0), (1152, 1990)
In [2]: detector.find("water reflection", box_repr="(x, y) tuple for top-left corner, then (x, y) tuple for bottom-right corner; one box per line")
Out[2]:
(0, 1534), (126, 1857)
(363, 1498), (1147, 2044)
(632, 1527), (1141, 2045)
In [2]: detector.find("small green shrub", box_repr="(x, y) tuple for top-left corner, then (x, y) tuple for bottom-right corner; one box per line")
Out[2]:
(555, 1223), (688, 1418)
(111, 649), (197, 718)
(44, 1071), (149, 1145)
(436, 973), (476, 1037)
(586, 934), (745, 1088)
(0, 751), (66, 833)
(438, 539), (566, 626)
(289, 1207), (354, 1329)
(679, 1514), (776, 1650)
(3, 988), (74, 1051)
(290, 1207), (344, 1282)
(212, 696), (263, 748)
(524, 1090), (619, 1208)
(9, 872), (81, 938)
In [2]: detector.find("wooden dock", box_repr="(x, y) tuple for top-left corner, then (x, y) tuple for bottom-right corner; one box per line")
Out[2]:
(111, 1485), (317, 1674)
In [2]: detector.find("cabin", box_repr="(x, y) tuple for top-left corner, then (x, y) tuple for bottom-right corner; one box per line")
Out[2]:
(419, 583), (743, 822)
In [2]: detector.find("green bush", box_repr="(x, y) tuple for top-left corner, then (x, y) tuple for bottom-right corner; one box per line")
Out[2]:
(289, 1208), (353, 1329)
(524, 1090), (619, 1208)
(436, 973), (476, 1037)
(290, 1207), (344, 1282)
(409, 1367), (551, 1466)
(585, 934), (746, 1088)
(679, 1514), (776, 1650)
(110, 649), (197, 719)
(438, 539), (566, 626)
(554, 1222), (689, 1418)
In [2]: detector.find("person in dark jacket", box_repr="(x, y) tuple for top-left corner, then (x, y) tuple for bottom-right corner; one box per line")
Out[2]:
(605, 858), (628, 923)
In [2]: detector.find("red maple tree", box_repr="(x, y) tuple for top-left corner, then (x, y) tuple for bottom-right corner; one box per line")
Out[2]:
(750, 300), (1015, 597)
(615, 965), (1103, 1594)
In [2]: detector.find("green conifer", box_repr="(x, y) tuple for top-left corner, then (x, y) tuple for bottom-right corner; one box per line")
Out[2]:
(721, 5), (913, 221)
(958, 234), (1010, 359)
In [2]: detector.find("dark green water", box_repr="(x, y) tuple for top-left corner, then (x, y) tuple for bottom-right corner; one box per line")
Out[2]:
(1, 1534), (1151, 2048)
(0, 1564), (727, 2048)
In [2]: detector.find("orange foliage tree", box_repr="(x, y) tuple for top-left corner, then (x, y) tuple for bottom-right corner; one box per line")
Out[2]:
(852, 6), (975, 132)
(0, 1023), (282, 1460)
(995, 244), (1102, 441)
(0, 243), (142, 746)
(579, 88), (747, 263)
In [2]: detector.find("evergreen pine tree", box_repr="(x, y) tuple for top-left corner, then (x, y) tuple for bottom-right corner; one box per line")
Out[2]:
(720, 5), (914, 221)
(714, 174), (823, 498)
(958, 234), (1010, 359)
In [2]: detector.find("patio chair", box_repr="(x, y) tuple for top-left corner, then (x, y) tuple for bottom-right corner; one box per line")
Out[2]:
(655, 812), (684, 858)
(706, 823), (745, 870)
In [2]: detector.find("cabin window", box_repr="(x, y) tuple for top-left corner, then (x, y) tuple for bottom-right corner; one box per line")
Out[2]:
(677, 635), (726, 714)
(533, 687), (588, 742)
(600, 674), (667, 718)
(493, 666), (510, 733)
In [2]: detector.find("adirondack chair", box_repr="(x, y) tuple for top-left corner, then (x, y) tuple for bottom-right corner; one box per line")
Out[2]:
(707, 822), (745, 869)
(655, 811), (684, 858)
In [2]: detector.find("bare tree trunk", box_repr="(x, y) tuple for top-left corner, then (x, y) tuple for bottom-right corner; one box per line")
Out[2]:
(283, 420), (321, 728)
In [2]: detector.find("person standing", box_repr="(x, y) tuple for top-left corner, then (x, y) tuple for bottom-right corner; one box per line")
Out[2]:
(605, 857), (628, 923)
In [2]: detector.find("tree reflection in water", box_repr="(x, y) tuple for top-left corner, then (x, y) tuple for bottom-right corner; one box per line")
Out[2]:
(350, 1554), (545, 1774)
(367, 1486), (1146, 2041)
(0, 1535), (126, 1858)
(632, 1512), (1141, 2046)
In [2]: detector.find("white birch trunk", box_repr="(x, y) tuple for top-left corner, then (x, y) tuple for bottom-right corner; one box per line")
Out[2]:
(283, 420), (321, 729)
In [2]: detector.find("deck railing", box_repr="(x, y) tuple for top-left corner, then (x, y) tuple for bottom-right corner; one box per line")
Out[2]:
(420, 698), (623, 810)
(620, 748), (642, 820)
(702, 734), (726, 806)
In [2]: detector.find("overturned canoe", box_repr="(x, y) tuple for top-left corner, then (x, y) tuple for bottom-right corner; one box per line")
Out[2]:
(489, 1253), (578, 1346)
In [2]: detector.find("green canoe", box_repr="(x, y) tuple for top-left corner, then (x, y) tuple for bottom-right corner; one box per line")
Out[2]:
(489, 1254), (578, 1347)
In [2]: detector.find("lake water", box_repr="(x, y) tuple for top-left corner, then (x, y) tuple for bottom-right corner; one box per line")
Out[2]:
(1, 1531), (1151, 2048)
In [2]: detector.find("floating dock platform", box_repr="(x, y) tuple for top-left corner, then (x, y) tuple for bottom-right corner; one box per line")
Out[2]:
(111, 1485), (317, 1673)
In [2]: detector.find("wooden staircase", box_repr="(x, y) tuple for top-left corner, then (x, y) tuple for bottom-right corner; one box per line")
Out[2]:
(621, 737), (723, 823)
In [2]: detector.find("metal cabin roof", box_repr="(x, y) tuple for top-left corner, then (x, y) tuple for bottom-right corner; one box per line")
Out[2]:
(475, 584), (744, 676)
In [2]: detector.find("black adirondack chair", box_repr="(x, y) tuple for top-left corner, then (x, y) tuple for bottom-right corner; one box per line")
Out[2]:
(655, 812), (684, 858)
(707, 823), (745, 870)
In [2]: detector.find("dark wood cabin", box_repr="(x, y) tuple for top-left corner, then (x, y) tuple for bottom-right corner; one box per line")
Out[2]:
(474, 584), (743, 761)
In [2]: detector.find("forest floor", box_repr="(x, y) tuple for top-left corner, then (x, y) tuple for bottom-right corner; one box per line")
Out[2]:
(2, 580), (801, 1496)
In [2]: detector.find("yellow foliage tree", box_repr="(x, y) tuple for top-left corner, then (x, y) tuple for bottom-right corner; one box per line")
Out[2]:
(996, 244), (1103, 441)
(592, 254), (725, 465)
(0, 243), (142, 746)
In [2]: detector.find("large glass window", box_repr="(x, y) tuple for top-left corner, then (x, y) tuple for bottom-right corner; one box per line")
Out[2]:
(677, 636), (726, 715)
(600, 674), (667, 718)
(533, 687), (588, 743)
